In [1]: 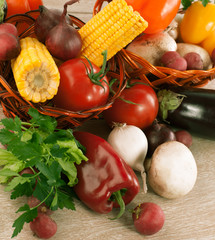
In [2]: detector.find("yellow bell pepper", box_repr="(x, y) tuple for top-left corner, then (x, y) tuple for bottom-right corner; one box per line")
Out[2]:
(180, 1), (215, 55)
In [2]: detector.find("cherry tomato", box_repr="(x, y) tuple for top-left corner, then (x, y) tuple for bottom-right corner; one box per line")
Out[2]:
(54, 58), (109, 112)
(125, 0), (181, 34)
(103, 82), (159, 129)
(6, 0), (43, 18)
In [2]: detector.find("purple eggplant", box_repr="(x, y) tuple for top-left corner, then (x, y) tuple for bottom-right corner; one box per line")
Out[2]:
(159, 87), (215, 139)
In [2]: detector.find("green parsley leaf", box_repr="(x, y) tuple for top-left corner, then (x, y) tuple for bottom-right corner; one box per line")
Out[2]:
(0, 128), (16, 145)
(36, 161), (65, 187)
(28, 107), (57, 133)
(1, 116), (22, 133)
(12, 205), (38, 238)
(11, 180), (35, 199)
(33, 177), (54, 207)
(57, 190), (76, 210)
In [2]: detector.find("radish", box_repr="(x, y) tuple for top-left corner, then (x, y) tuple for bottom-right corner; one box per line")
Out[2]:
(30, 213), (57, 239)
(175, 129), (192, 148)
(132, 202), (165, 235)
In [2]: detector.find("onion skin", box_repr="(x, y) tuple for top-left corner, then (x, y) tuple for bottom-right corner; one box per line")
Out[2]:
(45, 21), (82, 61)
(34, 5), (72, 43)
(44, 0), (82, 61)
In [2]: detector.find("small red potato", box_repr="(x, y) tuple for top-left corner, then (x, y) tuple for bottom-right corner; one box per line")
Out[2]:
(0, 23), (18, 37)
(175, 130), (192, 148)
(0, 33), (20, 61)
(132, 202), (165, 235)
(161, 51), (180, 65)
(184, 52), (203, 70)
(177, 43), (212, 70)
(30, 213), (57, 239)
(161, 51), (187, 70)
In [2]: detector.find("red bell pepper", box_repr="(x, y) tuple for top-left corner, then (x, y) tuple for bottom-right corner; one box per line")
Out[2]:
(73, 131), (140, 219)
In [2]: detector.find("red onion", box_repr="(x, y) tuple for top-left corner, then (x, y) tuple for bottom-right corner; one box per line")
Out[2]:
(34, 5), (72, 43)
(45, 0), (82, 61)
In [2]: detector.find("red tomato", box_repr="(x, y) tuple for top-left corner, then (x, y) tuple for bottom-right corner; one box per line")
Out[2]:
(103, 82), (158, 129)
(28, 0), (43, 10)
(6, 0), (31, 17)
(125, 0), (181, 34)
(6, 0), (43, 18)
(54, 58), (109, 112)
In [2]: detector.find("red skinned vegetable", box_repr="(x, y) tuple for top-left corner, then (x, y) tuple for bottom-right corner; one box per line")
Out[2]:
(28, 0), (43, 11)
(103, 81), (159, 129)
(132, 202), (165, 235)
(73, 131), (140, 218)
(125, 0), (181, 34)
(6, 0), (43, 18)
(54, 51), (109, 112)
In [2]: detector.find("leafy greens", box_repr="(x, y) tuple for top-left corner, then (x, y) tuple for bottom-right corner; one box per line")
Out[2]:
(0, 108), (88, 238)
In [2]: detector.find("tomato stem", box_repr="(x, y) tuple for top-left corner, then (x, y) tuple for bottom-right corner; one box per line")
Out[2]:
(126, 80), (147, 89)
(83, 50), (109, 90)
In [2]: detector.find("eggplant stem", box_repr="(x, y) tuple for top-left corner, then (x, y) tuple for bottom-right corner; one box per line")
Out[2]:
(109, 190), (125, 220)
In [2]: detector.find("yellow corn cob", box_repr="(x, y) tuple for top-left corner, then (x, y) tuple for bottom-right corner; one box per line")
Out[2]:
(79, 0), (148, 67)
(11, 37), (60, 103)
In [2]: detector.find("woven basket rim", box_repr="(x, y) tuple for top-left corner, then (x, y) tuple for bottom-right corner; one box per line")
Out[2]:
(0, 11), (128, 128)
(93, 0), (215, 88)
(0, 7), (215, 128)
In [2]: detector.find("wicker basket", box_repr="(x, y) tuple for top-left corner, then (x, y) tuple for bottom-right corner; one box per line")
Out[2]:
(0, 2), (215, 129)
(94, 0), (215, 88)
(0, 10), (127, 128)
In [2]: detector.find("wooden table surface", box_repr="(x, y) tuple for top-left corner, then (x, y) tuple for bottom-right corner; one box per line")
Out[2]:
(1, 0), (215, 239)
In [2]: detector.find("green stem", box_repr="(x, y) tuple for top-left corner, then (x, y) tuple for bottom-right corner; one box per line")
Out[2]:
(83, 50), (109, 90)
(30, 186), (54, 211)
(109, 190), (125, 220)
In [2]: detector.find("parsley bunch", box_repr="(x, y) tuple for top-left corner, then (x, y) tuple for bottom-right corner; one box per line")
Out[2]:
(181, 0), (211, 9)
(0, 108), (88, 238)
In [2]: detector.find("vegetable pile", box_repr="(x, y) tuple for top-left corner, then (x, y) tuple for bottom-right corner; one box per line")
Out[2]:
(126, 0), (215, 70)
(0, 0), (215, 238)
